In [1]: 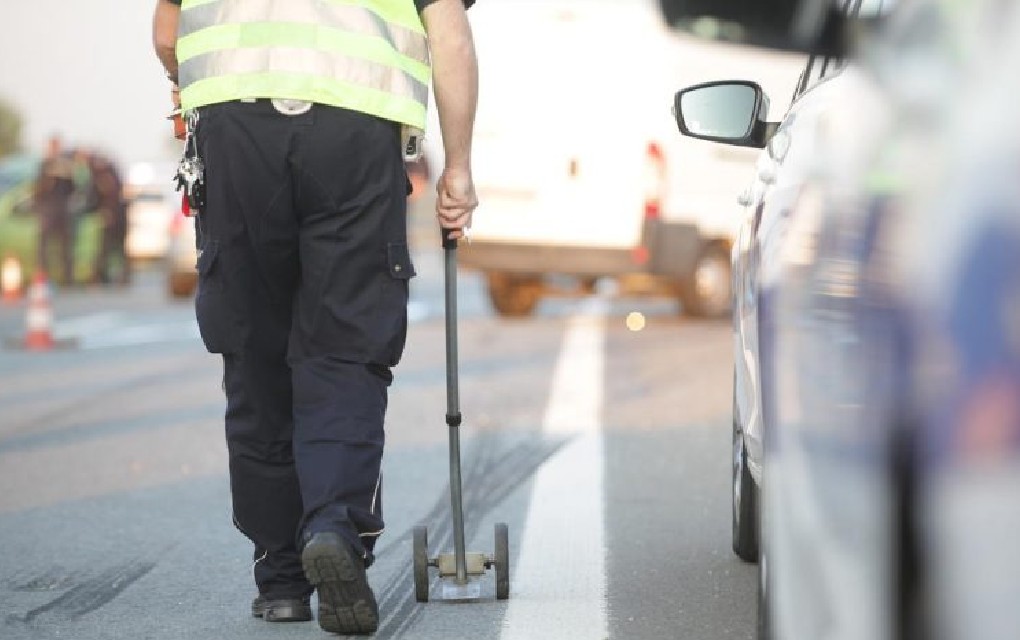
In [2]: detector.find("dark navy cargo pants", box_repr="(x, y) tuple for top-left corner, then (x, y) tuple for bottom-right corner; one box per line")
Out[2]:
(192, 100), (414, 600)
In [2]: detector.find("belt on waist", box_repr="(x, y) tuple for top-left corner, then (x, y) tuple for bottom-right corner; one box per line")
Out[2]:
(238, 97), (313, 115)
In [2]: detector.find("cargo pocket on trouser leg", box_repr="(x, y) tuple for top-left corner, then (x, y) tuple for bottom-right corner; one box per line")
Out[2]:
(378, 241), (415, 366)
(195, 241), (244, 354)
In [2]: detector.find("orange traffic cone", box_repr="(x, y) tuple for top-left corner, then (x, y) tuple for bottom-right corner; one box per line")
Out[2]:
(1, 256), (22, 303)
(23, 272), (56, 351)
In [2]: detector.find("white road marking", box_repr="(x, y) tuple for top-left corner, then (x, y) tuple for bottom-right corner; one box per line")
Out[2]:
(79, 321), (202, 350)
(42, 299), (432, 351)
(500, 297), (608, 640)
(52, 312), (125, 337)
(49, 311), (201, 350)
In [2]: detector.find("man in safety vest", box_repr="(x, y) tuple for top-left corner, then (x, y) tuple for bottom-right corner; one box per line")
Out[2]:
(152, 0), (478, 634)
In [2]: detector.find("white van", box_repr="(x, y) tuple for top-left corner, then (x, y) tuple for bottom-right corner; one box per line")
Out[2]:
(441, 0), (804, 317)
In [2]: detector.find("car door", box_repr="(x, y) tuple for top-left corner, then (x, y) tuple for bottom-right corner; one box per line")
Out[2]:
(765, 7), (902, 640)
(742, 52), (849, 477)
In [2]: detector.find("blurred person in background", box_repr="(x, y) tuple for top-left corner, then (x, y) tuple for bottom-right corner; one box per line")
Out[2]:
(90, 154), (130, 285)
(33, 134), (75, 285)
(152, 0), (478, 634)
(69, 148), (99, 284)
(69, 147), (96, 222)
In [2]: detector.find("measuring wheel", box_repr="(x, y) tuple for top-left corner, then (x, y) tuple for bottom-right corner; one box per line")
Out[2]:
(413, 525), (430, 602)
(494, 522), (510, 600)
(409, 231), (513, 604)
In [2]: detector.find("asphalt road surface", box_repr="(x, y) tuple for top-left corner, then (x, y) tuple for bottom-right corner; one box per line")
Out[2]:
(0, 227), (753, 640)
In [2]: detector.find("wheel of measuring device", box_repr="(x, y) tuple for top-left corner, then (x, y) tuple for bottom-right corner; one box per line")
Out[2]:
(494, 522), (510, 600)
(413, 525), (430, 602)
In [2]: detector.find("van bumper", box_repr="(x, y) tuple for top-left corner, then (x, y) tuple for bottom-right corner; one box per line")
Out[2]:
(458, 242), (643, 277)
(458, 221), (706, 279)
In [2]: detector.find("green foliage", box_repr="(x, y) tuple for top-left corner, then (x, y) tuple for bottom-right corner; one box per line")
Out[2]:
(0, 97), (23, 159)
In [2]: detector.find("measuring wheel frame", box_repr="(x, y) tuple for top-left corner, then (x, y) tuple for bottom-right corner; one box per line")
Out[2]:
(413, 525), (430, 602)
(411, 231), (512, 603)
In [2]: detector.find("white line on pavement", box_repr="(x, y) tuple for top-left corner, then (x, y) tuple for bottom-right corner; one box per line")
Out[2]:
(500, 296), (608, 640)
(79, 321), (202, 350)
(53, 312), (125, 337)
(47, 301), (432, 351)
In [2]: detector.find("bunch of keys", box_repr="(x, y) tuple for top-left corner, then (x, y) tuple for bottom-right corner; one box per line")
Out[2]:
(175, 110), (205, 216)
(176, 155), (205, 215)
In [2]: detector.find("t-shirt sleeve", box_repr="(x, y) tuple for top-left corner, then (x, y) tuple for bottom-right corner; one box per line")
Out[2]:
(415, 0), (476, 13)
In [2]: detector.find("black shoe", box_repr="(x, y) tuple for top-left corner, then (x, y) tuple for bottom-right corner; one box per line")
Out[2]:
(251, 595), (313, 622)
(301, 532), (379, 635)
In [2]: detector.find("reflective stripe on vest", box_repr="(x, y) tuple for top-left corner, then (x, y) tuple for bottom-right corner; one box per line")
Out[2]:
(177, 0), (430, 130)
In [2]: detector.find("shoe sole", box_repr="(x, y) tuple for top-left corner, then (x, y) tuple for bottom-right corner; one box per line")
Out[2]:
(302, 538), (379, 634)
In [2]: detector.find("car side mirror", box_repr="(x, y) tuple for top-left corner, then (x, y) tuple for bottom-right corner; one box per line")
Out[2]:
(673, 80), (775, 149)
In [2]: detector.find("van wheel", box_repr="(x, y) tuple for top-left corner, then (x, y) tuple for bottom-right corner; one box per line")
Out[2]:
(680, 245), (731, 318)
(168, 272), (197, 298)
(486, 272), (541, 318)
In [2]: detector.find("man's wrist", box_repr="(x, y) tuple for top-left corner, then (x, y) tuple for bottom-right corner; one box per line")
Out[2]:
(444, 158), (471, 173)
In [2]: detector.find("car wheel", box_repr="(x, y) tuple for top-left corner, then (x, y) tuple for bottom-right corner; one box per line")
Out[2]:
(485, 272), (542, 318)
(168, 271), (197, 298)
(680, 244), (731, 318)
(733, 380), (759, 562)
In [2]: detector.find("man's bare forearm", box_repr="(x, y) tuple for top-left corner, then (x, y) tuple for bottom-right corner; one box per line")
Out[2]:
(153, 0), (180, 81)
(422, 0), (478, 170)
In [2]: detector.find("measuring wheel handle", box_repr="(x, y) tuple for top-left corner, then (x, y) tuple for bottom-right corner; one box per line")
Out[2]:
(413, 525), (431, 603)
(494, 522), (510, 600)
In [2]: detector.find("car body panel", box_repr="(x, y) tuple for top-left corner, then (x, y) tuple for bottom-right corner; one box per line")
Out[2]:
(769, 2), (1020, 639)
(665, 0), (1020, 636)
(734, 62), (873, 486)
(763, 46), (904, 640)
(899, 12), (1020, 634)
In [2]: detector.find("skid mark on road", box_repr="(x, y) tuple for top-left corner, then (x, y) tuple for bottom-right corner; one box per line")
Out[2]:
(0, 356), (200, 441)
(372, 434), (567, 638)
(5, 559), (159, 627)
(0, 402), (223, 455)
(7, 567), (81, 593)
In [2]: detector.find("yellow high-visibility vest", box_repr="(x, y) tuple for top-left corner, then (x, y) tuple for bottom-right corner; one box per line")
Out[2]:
(176, 0), (430, 130)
